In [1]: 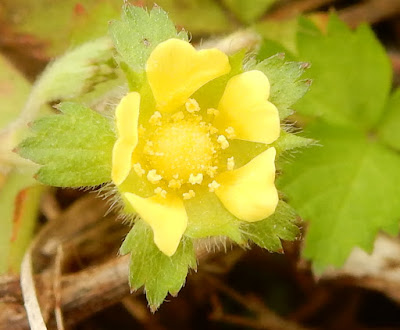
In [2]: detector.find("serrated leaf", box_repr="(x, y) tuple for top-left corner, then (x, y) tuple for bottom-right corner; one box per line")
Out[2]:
(255, 54), (311, 119)
(18, 103), (115, 187)
(242, 201), (300, 252)
(222, 0), (277, 24)
(294, 15), (391, 129)
(121, 220), (196, 311)
(378, 88), (400, 151)
(279, 123), (400, 272)
(109, 4), (187, 73)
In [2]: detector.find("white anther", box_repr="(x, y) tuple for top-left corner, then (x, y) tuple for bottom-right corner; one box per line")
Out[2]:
(227, 157), (235, 170)
(149, 111), (162, 125)
(154, 187), (167, 198)
(217, 135), (229, 149)
(207, 108), (219, 116)
(208, 180), (220, 192)
(168, 179), (182, 189)
(185, 98), (200, 113)
(133, 163), (145, 177)
(225, 127), (236, 139)
(189, 173), (203, 185)
(183, 190), (196, 200)
(172, 111), (184, 121)
(206, 166), (218, 178)
(147, 169), (162, 184)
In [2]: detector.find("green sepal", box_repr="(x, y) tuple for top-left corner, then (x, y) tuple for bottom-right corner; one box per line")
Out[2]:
(254, 53), (311, 120)
(120, 220), (196, 312)
(273, 130), (315, 156)
(242, 201), (300, 252)
(184, 188), (244, 244)
(109, 4), (187, 74)
(18, 102), (116, 187)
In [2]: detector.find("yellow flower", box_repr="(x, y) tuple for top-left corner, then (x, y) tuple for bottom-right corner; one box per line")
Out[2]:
(112, 39), (280, 256)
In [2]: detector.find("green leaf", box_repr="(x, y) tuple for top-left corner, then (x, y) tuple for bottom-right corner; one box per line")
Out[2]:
(109, 4), (187, 73)
(18, 102), (116, 187)
(294, 15), (392, 129)
(120, 220), (196, 311)
(222, 0), (277, 24)
(242, 201), (300, 252)
(255, 54), (311, 119)
(378, 88), (400, 151)
(279, 123), (400, 272)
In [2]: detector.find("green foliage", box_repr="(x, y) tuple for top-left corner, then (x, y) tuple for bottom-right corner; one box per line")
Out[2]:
(378, 88), (400, 151)
(294, 15), (391, 130)
(242, 201), (300, 252)
(0, 171), (43, 274)
(120, 220), (196, 311)
(18, 103), (116, 187)
(222, 0), (277, 24)
(255, 54), (311, 119)
(142, 0), (233, 35)
(109, 4), (187, 73)
(1, 0), (122, 57)
(279, 15), (400, 272)
(0, 55), (31, 130)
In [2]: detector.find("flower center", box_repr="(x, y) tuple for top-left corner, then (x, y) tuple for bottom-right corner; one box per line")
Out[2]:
(147, 119), (216, 182)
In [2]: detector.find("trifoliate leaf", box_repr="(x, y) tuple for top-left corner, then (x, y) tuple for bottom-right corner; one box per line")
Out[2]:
(109, 4), (187, 73)
(255, 54), (311, 119)
(120, 220), (196, 311)
(18, 103), (116, 187)
(378, 88), (400, 151)
(222, 0), (277, 24)
(294, 15), (391, 129)
(279, 123), (400, 272)
(242, 201), (300, 252)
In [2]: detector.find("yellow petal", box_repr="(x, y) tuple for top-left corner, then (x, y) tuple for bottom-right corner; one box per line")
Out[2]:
(124, 192), (188, 256)
(215, 147), (278, 222)
(112, 92), (140, 185)
(146, 39), (230, 112)
(216, 70), (280, 144)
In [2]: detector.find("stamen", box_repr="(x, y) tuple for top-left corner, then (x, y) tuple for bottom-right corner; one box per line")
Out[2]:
(217, 135), (229, 150)
(171, 111), (184, 122)
(206, 166), (218, 178)
(208, 180), (220, 192)
(189, 173), (203, 185)
(185, 98), (200, 113)
(149, 111), (162, 125)
(168, 179), (182, 189)
(183, 190), (196, 200)
(227, 157), (235, 170)
(225, 127), (236, 139)
(147, 169), (162, 184)
(154, 187), (167, 198)
(133, 163), (145, 177)
(207, 108), (219, 116)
